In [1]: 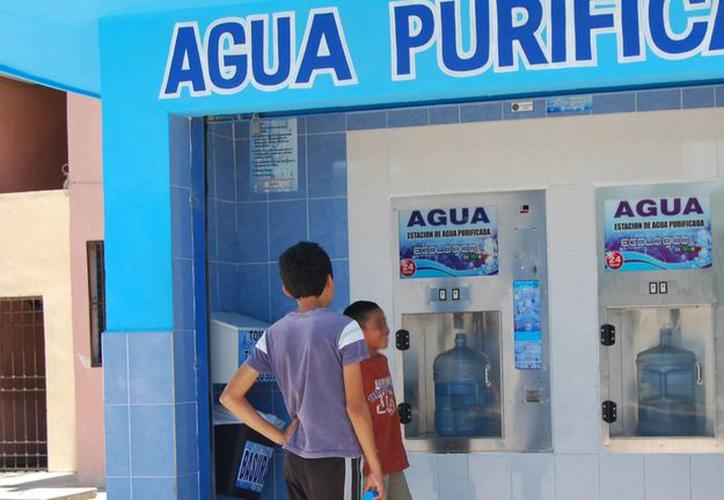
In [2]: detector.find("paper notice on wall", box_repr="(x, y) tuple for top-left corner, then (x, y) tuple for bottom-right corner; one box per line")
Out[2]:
(603, 196), (712, 272)
(250, 118), (298, 193)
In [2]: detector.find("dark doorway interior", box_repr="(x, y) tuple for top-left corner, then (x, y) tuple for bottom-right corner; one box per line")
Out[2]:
(0, 297), (47, 471)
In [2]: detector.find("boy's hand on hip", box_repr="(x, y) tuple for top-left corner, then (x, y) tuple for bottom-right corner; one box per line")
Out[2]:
(274, 418), (299, 446)
(364, 467), (386, 500)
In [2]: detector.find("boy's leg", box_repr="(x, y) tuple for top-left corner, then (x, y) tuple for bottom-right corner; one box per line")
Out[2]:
(386, 471), (412, 500)
(283, 451), (308, 500)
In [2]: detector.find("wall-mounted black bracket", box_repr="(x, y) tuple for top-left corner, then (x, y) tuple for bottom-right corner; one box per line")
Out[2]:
(396, 329), (410, 351)
(602, 401), (618, 423)
(600, 324), (616, 346)
(398, 403), (412, 425)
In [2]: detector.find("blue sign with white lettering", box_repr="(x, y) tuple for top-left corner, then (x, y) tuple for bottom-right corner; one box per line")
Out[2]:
(158, 0), (724, 101)
(236, 441), (274, 493)
(603, 196), (712, 272)
(398, 206), (498, 279)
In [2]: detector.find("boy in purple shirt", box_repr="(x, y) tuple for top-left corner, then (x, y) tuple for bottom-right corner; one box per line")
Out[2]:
(221, 242), (386, 500)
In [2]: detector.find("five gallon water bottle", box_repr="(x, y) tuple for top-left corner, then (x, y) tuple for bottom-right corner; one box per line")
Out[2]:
(434, 332), (494, 437)
(637, 328), (700, 436)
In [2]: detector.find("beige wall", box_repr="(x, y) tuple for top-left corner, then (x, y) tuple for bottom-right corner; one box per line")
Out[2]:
(347, 107), (724, 499)
(67, 94), (105, 487)
(0, 77), (67, 193)
(0, 190), (75, 471)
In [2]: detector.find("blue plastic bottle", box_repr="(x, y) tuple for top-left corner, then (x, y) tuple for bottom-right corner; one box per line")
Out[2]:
(433, 332), (494, 437)
(637, 328), (699, 436)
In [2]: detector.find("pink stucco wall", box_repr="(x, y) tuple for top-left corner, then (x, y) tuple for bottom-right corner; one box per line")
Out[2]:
(67, 93), (105, 487)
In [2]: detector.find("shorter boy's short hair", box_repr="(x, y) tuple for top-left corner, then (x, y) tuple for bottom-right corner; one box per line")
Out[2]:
(343, 300), (381, 326)
(278, 242), (333, 298)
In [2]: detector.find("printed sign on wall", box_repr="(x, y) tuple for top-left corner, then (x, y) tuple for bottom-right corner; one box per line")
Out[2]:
(250, 118), (298, 193)
(398, 206), (498, 279)
(604, 196), (712, 272)
(513, 280), (542, 370)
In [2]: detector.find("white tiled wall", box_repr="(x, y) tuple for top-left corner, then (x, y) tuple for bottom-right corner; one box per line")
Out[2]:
(347, 107), (724, 499)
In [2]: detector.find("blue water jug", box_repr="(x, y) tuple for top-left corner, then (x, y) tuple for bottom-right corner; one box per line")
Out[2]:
(637, 328), (700, 436)
(434, 333), (494, 437)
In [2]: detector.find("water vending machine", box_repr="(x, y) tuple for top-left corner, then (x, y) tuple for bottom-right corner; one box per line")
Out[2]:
(598, 182), (724, 452)
(393, 191), (552, 452)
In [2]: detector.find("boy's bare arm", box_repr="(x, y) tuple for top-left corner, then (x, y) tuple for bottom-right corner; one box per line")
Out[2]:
(343, 362), (386, 499)
(220, 364), (297, 445)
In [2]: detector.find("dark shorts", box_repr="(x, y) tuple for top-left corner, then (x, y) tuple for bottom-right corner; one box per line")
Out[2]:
(283, 451), (362, 500)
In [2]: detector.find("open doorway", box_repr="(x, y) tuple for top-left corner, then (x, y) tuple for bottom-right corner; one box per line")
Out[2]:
(0, 297), (47, 471)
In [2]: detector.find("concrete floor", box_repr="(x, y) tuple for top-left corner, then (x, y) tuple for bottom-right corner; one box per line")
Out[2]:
(0, 472), (98, 500)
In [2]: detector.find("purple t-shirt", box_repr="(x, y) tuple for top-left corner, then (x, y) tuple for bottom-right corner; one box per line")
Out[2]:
(246, 308), (369, 458)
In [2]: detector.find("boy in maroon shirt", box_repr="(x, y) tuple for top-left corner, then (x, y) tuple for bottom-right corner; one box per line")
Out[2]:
(344, 301), (411, 500)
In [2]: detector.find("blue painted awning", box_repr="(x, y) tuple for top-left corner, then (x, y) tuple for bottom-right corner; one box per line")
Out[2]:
(0, 0), (230, 97)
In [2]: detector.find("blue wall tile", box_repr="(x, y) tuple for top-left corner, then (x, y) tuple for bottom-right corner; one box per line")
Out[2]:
(235, 120), (250, 140)
(270, 264), (295, 322)
(307, 133), (347, 198)
(683, 86), (715, 109)
(503, 99), (546, 120)
(430, 105), (459, 125)
(104, 405), (130, 476)
(268, 200), (308, 260)
(238, 203), (269, 263)
(306, 112), (346, 134)
(132, 477), (176, 499)
(274, 452), (288, 500)
(235, 139), (269, 203)
(247, 389), (275, 414)
(217, 263), (239, 312)
(103, 333), (128, 405)
(259, 460), (277, 500)
(177, 473), (200, 500)
(272, 391), (291, 425)
(175, 403), (200, 476)
(309, 198), (348, 260)
(346, 111), (387, 131)
(213, 136), (237, 202)
(716, 86), (724, 106)
(173, 258), (195, 332)
(592, 92), (636, 114)
(238, 264), (271, 322)
(636, 88), (681, 112)
(130, 405), (176, 476)
(331, 260), (350, 313)
(207, 200), (218, 262)
(208, 121), (234, 139)
(208, 263), (220, 311)
(170, 116), (192, 189)
(217, 201), (238, 263)
(128, 333), (173, 404)
(461, 102), (502, 122)
(206, 134), (216, 191)
(267, 134), (307, 202)
(173, 331), (196, 403)
(105, 477), (131, 500)
(171, 187), (193, 260)
(388, 107), (429, 128)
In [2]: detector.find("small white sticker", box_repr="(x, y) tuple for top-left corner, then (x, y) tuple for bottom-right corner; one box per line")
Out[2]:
(510, 100), (533, 113)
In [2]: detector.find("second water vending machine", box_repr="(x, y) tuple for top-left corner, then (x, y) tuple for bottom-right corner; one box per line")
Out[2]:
(598, 182), (724, 452)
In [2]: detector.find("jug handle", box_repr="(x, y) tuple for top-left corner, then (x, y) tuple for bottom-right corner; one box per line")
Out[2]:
(696, 362), (704, 386)
(485, 365), (492, 388)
